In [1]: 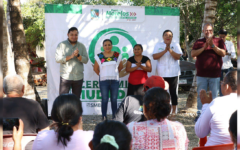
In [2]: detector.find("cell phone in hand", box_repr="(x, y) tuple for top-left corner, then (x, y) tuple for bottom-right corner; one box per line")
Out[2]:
(3, 118), (19, 131)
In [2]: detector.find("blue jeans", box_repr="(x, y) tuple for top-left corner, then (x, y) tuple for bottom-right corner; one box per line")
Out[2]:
(99, 80), (119, 119)
(219, 68), (232, 96)
(197, 76), (220, 115)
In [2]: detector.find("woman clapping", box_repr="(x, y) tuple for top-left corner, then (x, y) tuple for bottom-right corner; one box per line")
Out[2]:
(126, 44), (152, 96)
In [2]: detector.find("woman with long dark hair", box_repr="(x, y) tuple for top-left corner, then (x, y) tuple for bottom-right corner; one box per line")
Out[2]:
(32, 94), (93, 150)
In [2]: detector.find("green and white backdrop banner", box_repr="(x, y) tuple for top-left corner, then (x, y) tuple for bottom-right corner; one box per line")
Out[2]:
(45, 4), (180, 116)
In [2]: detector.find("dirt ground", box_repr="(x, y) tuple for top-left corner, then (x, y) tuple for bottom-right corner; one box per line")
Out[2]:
(37, 86), (199, 149)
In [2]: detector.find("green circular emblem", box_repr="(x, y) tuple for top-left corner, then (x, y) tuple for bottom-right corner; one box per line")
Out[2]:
(88, 28), (137, 64)
(110, 36), (119, 45)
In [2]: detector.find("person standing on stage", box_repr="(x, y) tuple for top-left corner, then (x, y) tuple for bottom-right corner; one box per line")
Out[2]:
(55, 27), (89, 100)
(93, 39), (123, 120)
(152, 30), (182, 115)
(218, 29), (236, 96)
(191, 23), (226, 121)
(126, 44), (152, 96)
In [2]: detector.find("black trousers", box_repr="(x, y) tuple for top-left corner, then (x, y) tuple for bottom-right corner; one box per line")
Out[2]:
(59, 77), (83, 100)
(127, 83), (144, 96)
(163, 76), (178, 105)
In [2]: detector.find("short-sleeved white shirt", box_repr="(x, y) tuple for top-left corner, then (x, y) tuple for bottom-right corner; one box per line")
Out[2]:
(222, 40), (236, 69)
(153, 42), (182, 77)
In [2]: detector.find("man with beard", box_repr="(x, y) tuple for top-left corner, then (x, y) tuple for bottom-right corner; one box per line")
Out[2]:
(55, 27), (89, 100)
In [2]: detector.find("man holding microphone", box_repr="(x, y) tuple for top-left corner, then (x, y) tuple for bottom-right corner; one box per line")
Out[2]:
(55, 27), (89, 100)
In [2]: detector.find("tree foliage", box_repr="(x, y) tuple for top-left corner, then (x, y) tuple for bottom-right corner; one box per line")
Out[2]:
(18, 0), (237, 50)
(238, 1), (240, 31)
(20, 0), (118, 50)
(21, 1), (47, 49)
(214, 0), (237, 36)
(50, 0), (116, 5)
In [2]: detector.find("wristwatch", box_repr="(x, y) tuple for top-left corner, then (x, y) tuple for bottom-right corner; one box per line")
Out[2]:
(77, 54), (80, 57)
(211, 44), (215, 48)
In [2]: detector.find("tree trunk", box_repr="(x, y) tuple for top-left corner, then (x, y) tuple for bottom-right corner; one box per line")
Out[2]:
(184, 26), (193, 62)
(3, 9), (16, 77)
(201, 0), (218, 37)
(181, 5), (195, 62)
(185, 72), (198, 112)
(8, 0), (36, 100)
(183, 0), (218, 113)
(7, 0), (13, 49)
(0, 0), (3, 149)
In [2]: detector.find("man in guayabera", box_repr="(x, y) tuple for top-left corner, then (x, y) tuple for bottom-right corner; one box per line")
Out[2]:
(55, 27), (89, 100)
(191, 23), (226, 121)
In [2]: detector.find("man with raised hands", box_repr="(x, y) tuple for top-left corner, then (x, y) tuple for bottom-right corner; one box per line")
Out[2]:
(191, 23), (226, 121)
(195, 70), (238, 146)
(55, 27), (88, 100)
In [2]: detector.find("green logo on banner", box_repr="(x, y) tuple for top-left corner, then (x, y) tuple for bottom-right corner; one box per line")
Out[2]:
(105, 9), (137, 19)
(88, 28), (137, 64)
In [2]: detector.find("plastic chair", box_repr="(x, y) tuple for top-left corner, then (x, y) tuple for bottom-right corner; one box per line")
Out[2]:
(3, 134), (37, 150)
(192, 143), (234, 150)
(199, 137), (207, 146)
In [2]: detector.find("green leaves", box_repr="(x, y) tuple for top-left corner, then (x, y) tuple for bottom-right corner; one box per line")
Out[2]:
(20, 0), (236, 50)
(22, 0), (46, 49)
(214, 0), (237, 36)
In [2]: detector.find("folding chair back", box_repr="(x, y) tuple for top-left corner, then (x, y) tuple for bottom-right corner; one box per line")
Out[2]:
(199, 137), (207, 146)
(192, 143), (234, 150)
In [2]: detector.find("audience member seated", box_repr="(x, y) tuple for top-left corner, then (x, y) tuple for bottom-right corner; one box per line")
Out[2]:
(229, 110), (237, 149)
(3, 74), (49, 150)
(114, 76), (169, 124)
(127, 87), (189, 149)
(195, 70), (238, 146)
(89, 120), (132, 150)
(32, 94), (93, 150)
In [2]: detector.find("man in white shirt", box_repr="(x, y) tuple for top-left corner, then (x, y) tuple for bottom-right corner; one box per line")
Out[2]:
(219, 29), (236, 96)
(195, 70), (237, 146)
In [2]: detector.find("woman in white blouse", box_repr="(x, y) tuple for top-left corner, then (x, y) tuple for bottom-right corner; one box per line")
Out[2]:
(152, 30), (182, 115)
(94, 39), (123, 120)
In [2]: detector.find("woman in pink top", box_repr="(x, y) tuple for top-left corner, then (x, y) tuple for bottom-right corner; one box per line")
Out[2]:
(127, 87), (189, 150)
(32, 94), (93, 150)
